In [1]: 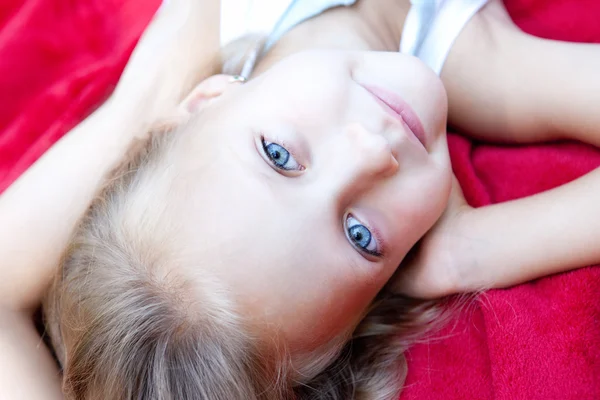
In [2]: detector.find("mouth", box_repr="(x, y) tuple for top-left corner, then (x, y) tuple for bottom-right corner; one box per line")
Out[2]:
(360, 84), (428, 150)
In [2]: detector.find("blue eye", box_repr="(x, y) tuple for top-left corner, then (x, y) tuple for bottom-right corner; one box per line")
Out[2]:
(261, 139), (302, 171)
(346, 215), (380, 256)
(265, 142), (289, 167)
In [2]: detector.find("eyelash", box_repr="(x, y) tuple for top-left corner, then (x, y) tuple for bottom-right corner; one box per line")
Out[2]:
(259, 136), (305, 172)
(345, 214), (384, 259)
(257, 136), (383, 260)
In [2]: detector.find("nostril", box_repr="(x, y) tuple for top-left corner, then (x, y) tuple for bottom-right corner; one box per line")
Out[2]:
(346, 122), (381, 143)
(374, 135), (393, 157)
(344, 122), (398, 175)
(384, 130), (403, 160)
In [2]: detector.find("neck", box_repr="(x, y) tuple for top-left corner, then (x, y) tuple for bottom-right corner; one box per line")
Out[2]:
(252, 0), (410, 76)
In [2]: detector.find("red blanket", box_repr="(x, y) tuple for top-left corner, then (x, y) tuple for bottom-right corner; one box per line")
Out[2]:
(402, 1), (600, 398)
(0, 0), (160, 191)
(0, 0), (598, 398)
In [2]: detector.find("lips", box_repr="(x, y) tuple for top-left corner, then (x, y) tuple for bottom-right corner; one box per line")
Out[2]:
(361, 84), (428, 150)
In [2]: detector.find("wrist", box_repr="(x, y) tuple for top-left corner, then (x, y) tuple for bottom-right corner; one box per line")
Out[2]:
(445, 205), (494, 294)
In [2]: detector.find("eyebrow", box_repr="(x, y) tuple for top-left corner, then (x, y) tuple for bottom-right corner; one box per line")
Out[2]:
(226, 135), (280, 194)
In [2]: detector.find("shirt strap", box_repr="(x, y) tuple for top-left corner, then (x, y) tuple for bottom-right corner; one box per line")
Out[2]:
(264, 0), (357, 52)
(400, 0), (489, 75)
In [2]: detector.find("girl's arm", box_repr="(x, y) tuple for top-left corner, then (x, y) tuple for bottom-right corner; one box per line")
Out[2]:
(393, 1), (600, 298)
(0, 311), (64, 399)
(0, 0), (221, 312)
(0, 102), (142, 311)
(0, 1), (221, 398)
(442, 0), (600, 145)
(0, 98), (143, 399)
(393, 169), (600, 298)
(457, 167), (600, 291)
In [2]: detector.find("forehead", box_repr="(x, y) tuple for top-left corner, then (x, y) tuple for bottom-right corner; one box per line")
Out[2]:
(168, 101), (393, 352)
(173, 130), (311, 259)
(171, 155), (348, 304)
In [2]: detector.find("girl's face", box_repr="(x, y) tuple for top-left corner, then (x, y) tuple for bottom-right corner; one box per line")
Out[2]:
(175, 50), (451, 358)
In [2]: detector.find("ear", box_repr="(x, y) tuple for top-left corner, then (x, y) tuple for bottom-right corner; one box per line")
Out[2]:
(179, 74), (244, 114)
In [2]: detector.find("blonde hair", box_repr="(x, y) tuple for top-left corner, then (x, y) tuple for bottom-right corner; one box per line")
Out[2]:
(43, 38), (447, 400)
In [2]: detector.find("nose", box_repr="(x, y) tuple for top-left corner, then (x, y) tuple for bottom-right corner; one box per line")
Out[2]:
(321, 122), (398, 203)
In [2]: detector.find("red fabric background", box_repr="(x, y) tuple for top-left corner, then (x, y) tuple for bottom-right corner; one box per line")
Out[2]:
(401, 1), (600, 398)
(0, 0), (598, 399)
(0, 0), (160, 191)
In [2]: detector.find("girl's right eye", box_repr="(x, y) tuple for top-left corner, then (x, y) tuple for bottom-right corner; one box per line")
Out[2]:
(261, 139), (303, 171)
(345, 214), (381, 257)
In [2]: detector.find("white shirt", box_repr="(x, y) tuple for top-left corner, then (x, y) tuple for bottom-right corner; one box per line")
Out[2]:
(221, 0), (488, 76)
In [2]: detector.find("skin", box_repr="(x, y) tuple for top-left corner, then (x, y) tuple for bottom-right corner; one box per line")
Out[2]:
(0, 1), (221, 397)
(1, 0), (600, 397)
(391, 1), (600, 298)
(174, 50), (451, 353)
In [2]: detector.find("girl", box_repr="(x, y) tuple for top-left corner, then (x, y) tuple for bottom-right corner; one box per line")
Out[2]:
(0, 0), (598, 398)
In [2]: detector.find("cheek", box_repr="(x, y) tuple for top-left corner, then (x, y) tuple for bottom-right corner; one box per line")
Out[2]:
(288, 83), (349, 126)
(370, 166), (451, 257)
(403, 65), (448, 136)
(257, 64), (351, 124)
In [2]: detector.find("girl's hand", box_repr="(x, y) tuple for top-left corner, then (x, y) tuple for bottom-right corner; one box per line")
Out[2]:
(389, 176), (476, 299)
(392, 167), (600, 299)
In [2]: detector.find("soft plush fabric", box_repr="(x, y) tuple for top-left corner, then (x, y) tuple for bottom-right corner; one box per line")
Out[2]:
(0, 0), (160, 192)
(402, 1), (600, 398)
(0, 0), (598, 399)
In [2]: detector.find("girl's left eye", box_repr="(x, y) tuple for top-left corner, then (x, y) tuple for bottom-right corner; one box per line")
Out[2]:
(261, 139), (302, 171)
